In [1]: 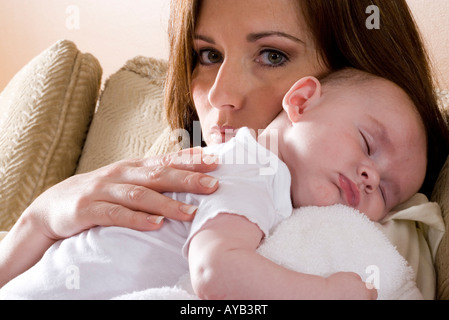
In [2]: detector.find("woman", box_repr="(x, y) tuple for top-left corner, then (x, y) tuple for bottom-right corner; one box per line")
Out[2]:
(1, 0), (447, 289)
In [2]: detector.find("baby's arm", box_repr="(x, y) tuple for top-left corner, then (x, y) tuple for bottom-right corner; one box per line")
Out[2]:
(188, 213), (377, 300)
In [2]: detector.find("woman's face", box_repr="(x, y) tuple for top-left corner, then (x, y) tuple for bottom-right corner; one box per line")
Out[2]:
(191, 0), (328, 146)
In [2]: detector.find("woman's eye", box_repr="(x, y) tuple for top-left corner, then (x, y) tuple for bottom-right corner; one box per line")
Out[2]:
(198, 49), (223, 65)
(257, 50), (289, 67)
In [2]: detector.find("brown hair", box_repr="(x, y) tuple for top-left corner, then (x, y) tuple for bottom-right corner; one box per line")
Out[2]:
(164, 0), (449, 198)
(165, 0), (200, 137)
(301, 0), (448, 198)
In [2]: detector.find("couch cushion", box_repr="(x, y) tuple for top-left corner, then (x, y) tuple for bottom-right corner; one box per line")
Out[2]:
(76, 56), (179, 174)
(0, 40), (102, 231)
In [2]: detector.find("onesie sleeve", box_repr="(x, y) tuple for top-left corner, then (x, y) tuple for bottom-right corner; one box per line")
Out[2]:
(182, 128), (292, 258)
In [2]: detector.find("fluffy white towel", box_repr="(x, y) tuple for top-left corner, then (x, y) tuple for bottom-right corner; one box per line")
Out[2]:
(114, 205), (422, 300)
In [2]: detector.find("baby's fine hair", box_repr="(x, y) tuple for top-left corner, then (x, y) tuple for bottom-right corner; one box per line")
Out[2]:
(320, 68), (381, 92)
(318, 69), (418, 112)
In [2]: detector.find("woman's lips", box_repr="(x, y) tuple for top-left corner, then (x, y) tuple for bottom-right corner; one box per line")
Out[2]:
(210, 125), (238, 143)
(339, 174), (361, 208)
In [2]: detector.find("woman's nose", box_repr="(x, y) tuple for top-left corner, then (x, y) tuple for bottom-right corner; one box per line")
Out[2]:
(208, 59), (247, 111)
(358, 164), (380, 194)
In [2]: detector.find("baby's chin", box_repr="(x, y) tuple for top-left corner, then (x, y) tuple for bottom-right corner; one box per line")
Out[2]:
(291, 189), (343, 210)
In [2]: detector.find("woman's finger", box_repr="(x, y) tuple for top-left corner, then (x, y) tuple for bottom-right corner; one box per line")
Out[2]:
(97, 183), (202, 221)
(119, 165), (219, 194)
(141, 147), (219, 173)
(83, 201), (167, 232)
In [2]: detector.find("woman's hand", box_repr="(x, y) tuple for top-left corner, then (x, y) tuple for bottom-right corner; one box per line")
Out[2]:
(0, 147), (219, 287)
(27, 147), (219, 241)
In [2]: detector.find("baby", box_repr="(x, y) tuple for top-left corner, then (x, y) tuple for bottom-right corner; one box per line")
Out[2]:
(187, 68), (427, 299)
(0, 69), (427, 300)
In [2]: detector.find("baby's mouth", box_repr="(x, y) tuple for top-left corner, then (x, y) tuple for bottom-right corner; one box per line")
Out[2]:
(339, 174), (361, 208)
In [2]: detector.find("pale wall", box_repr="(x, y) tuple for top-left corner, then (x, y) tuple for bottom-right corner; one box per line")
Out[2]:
(0, 0), (448, 91)
(0, 0), (170, 91)
(407, 0), (449, 89)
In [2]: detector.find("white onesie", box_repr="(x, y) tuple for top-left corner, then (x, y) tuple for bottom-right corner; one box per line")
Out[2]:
(0, 128), (292, 299)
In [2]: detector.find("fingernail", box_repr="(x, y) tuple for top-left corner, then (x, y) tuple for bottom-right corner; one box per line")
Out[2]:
(200, 176), (218, 188)
(180, 204), (198, 215)
(203, 154), (219, 165)
(148, 216), (164, 225)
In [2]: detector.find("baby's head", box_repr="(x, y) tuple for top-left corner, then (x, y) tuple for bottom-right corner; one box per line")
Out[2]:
(277, 68), (427, 221)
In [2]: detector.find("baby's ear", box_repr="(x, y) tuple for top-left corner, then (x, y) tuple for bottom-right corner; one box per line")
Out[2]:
(283, 76), (322, 123)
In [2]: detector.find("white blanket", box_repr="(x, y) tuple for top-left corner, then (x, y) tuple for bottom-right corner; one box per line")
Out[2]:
(114, 205), (423, 300)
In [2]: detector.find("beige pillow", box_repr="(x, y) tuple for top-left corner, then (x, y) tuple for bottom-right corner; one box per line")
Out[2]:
(0, 40), (102, 231)
(380, 194), (444, 300)
(432, 89), (449, 300)
(76, 56), (178, 174)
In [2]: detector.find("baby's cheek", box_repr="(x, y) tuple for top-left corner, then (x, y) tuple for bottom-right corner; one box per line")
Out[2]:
(293, 182), (341, 208)
(362, 202), (385, 222)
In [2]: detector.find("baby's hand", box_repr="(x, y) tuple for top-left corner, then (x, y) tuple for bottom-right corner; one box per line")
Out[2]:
(325, 272), (378, 300)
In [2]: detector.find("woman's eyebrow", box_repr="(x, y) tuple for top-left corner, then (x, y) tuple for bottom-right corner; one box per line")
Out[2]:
(194, 32), (305, 46)
(247, 31), (306, 45)
(194, 34), (215, 45)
